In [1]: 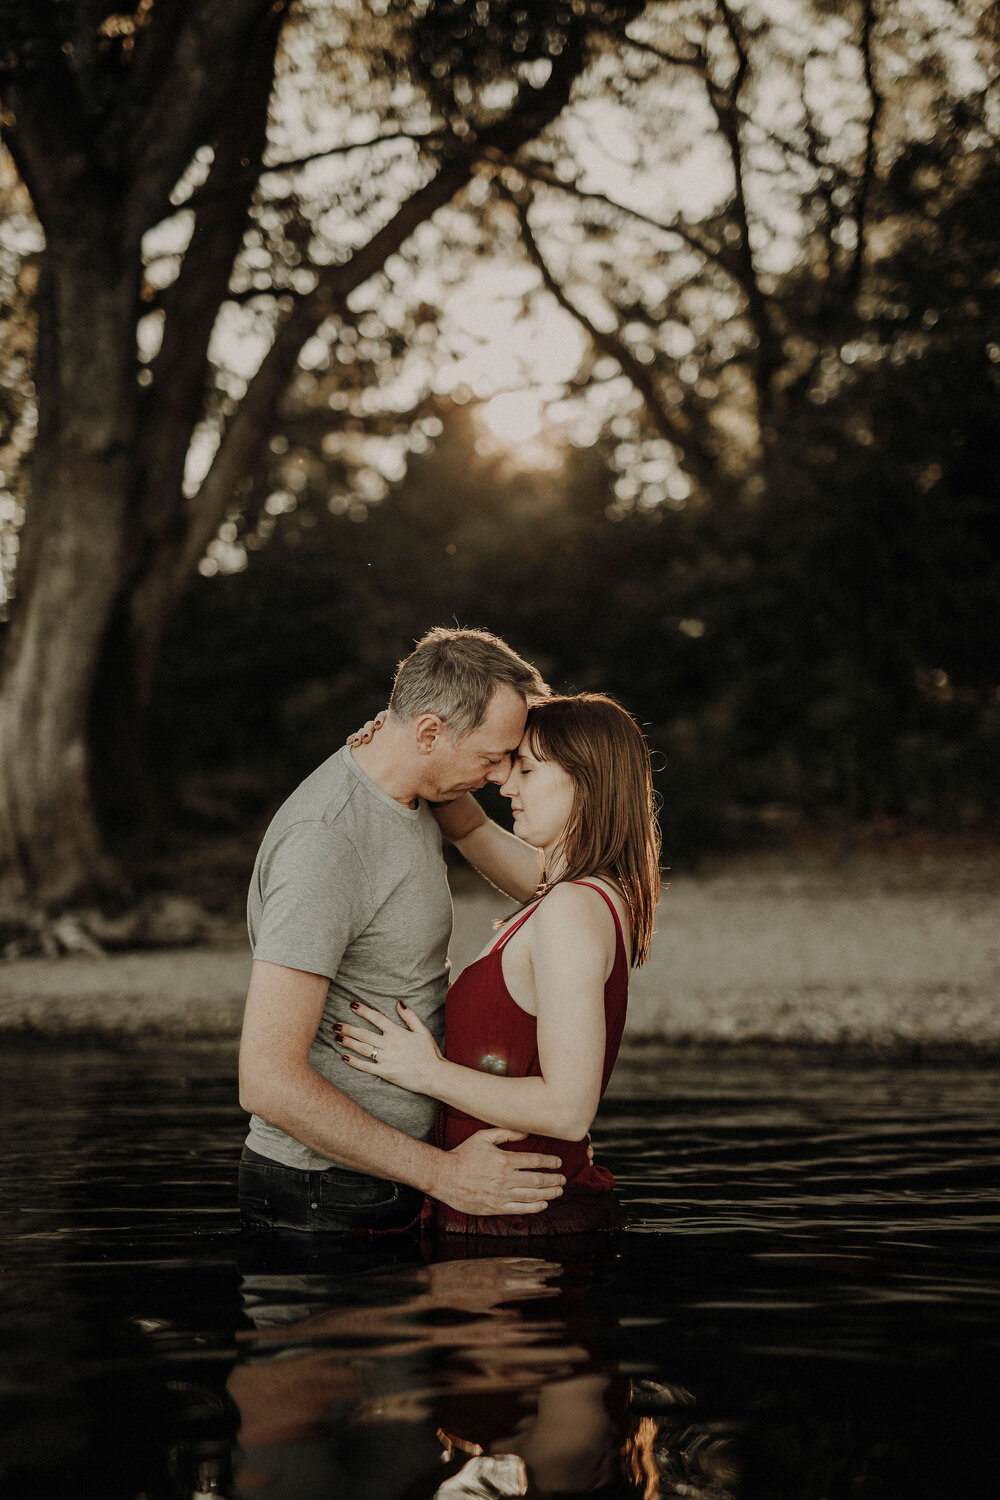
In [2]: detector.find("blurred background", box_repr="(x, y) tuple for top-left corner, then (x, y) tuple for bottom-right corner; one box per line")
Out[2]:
(1, 0), (998, 924)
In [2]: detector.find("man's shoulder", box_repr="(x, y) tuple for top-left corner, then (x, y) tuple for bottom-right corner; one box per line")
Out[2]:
(283, 748), (356, 821)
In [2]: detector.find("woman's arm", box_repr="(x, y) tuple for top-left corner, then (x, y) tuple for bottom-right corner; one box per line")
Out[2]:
(338, 884), (613, 1141)
(432, 793), (542, 902)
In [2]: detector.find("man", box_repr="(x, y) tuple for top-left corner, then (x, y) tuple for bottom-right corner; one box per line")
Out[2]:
(238, 626), (565, 1233)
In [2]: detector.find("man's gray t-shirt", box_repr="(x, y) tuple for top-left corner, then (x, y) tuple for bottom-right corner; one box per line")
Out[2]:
(246, 745), (453, 1171)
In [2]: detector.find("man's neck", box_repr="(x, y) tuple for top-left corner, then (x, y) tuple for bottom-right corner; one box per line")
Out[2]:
(349, 723), (421, 808)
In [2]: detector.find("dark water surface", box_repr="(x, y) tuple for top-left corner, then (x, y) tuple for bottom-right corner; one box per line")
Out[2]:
(0, 1041), (997, 1499)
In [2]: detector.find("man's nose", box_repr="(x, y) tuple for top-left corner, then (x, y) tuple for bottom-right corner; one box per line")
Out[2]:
(486, 757), (513, 787)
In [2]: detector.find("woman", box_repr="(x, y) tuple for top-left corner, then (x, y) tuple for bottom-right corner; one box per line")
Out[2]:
(338, 694), (660, 1235)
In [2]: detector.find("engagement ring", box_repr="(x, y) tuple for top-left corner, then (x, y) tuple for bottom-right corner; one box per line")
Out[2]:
(370, 1047), (379, 1062)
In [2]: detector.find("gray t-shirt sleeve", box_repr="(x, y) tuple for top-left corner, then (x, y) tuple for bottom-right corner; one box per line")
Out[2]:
(251, 821), (373, 978)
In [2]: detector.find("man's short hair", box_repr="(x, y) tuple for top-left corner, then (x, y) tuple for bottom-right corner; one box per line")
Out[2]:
(389, 627), (549, 739)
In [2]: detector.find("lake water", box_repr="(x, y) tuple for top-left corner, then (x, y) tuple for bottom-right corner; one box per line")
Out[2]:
(0, 1041), (997, 1499)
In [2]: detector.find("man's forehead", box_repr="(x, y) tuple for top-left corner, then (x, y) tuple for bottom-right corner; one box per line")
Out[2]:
(468, 724), (524, 753)
(482, 687), (526, 725)
(454, 686), (523, 747)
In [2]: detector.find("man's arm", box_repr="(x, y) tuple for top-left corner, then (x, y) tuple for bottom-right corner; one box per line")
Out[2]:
(238, 960), (565, 1215)
(432, 794), (542, 902)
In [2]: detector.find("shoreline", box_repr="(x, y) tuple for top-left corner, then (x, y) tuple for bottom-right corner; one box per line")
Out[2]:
(1, 854), (997, 1051)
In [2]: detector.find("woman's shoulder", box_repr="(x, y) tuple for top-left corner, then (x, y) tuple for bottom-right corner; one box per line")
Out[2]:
(532, 878), (628, 950)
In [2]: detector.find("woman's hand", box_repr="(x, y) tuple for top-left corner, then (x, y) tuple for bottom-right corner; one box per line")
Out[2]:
(345, 710), (387, 747)
(336, 1000), (443, 1094)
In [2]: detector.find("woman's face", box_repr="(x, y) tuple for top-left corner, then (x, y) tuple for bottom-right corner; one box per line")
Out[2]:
(500, 735), (576, 857)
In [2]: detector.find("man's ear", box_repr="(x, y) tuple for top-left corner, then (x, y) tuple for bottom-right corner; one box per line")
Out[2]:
(414, 713), (445, 754)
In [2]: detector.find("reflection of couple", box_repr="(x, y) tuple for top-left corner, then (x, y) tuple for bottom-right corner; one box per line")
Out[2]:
(229, 1253), (714, 1500)
(238, 626), (659, 1236)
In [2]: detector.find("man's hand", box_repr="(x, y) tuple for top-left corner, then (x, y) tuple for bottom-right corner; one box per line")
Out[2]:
(431, 1128), (564, 1216)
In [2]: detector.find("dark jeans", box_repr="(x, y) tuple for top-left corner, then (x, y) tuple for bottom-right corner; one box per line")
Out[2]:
(239, 1145), (424, 1235)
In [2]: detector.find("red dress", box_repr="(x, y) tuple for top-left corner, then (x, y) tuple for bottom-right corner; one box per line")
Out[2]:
(435, 880), (629, 1236)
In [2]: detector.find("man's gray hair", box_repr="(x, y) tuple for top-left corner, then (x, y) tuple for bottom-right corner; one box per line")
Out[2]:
(389, 627), (549, 739)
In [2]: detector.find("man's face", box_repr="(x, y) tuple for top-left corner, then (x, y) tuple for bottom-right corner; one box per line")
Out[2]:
(419, 686), (528, 801)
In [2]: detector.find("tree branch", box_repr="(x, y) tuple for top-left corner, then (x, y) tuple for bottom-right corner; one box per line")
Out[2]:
(131, 5), (285, 582)
(122, 0), (288, 241)
(175, 157), (473, 587)
(717, 0), (749, 94)
(616, 31), (703, 71)
(178, 130), (449, 208)
(700, 2), (780, 406)
(511, 158), (740, 278)
(0, 15), (100, 232)
(210, 284), (308, 306)
(848, 0), (882, 292)
(130, 31), (590, 665)
(506, 186), (716, 495)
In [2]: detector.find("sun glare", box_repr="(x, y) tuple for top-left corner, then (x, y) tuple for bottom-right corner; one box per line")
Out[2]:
(475, 388), (565, 471)
(480, 389), (546, 444)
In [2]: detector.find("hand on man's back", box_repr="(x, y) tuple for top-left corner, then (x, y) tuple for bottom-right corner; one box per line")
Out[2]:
(433, 1128), (564, 1216)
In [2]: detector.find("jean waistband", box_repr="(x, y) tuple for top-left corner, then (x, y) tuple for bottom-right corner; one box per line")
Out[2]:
(241, 1143), (347, 1182)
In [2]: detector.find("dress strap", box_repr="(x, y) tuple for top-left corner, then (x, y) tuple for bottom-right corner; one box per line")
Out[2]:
(489, 899), (544, 953)
(489, 881), (626, 956)
(569, 880), (627, 956)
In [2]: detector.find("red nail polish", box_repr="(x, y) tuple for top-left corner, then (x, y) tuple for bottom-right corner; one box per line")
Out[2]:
(342, 1054), (350, 1062)
(350, 1001), (359, 1012)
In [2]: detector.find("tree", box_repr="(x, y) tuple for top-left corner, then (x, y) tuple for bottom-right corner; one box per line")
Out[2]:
(154, 0), (997, 854)
(0, 0), (637, 903)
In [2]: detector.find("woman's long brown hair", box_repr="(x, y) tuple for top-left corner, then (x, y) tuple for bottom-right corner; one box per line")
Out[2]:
(523, 694), (661, 966)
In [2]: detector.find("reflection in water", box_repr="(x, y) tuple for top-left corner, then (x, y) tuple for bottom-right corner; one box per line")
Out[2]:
(230, 1238), (737, 1500)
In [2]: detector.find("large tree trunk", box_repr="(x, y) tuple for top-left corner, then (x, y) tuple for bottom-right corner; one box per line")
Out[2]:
(0, 237), (138, 902)
(0, 0), (286, 902)
(89, 11), (284, 836)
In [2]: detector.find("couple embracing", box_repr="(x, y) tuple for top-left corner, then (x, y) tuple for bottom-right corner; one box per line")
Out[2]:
(238, 626), (659, 1238)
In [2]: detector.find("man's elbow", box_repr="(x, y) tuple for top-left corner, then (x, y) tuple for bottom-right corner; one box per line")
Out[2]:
(238, 1071), (264, 1117)
(239, 1059), (283, 1120)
